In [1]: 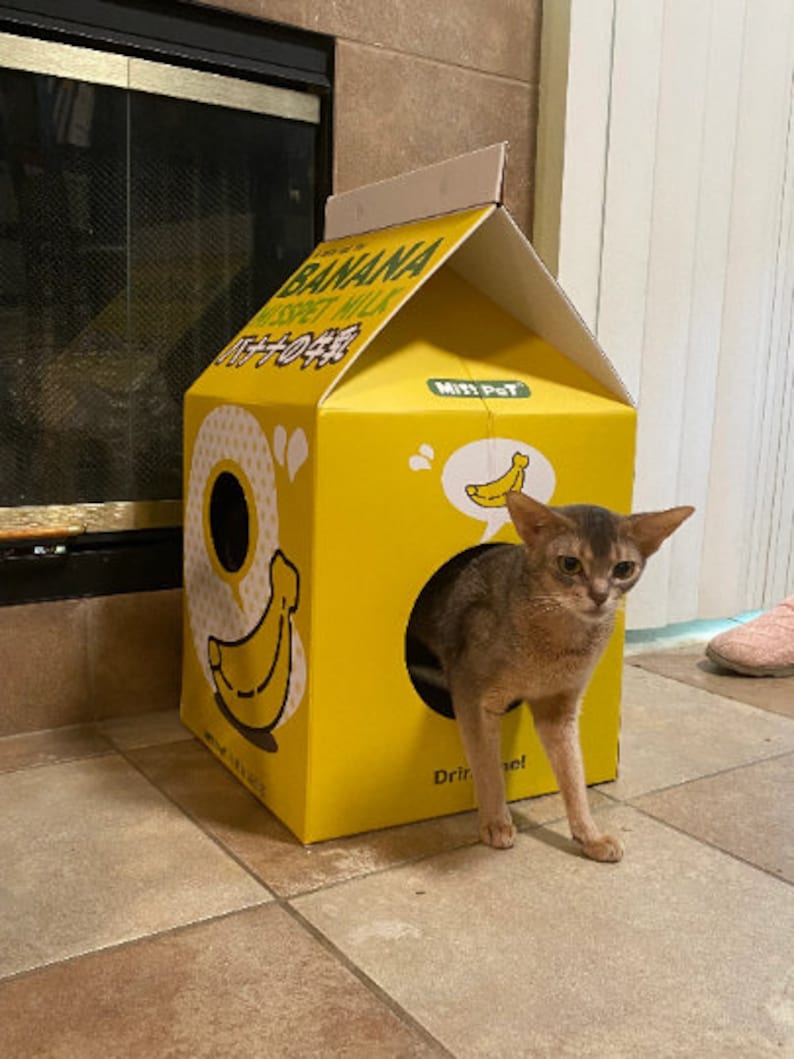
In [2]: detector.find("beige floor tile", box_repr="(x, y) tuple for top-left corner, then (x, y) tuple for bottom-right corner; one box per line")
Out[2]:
(634, 753), (794, 882)
(294, 805), (794, 1058)
(97, 708), (192, 750)
(129, 738), (605, 898)
(512, 789), (614, 830)
(0, 756), (270, 978)
(0, 725), (112, 774)
(0, 904), (443, 1058)
(606, 666), (794, 800)
(630, 647), (794, 718)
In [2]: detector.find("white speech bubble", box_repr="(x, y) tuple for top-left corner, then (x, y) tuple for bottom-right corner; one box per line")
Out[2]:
(287, 427), (309, 481)
(184, 404), (306, 728)
(441, 437), (556, 542)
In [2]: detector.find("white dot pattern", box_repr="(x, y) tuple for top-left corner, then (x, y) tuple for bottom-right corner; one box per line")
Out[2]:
(185, 404), (306, 728)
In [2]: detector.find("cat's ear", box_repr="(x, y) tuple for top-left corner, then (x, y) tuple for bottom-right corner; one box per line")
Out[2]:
(625, 505), (694, 558)
(505, 491), (573, 547)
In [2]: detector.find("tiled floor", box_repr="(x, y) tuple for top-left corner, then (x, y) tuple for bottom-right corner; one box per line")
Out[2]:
(1, 653), (792, 1057)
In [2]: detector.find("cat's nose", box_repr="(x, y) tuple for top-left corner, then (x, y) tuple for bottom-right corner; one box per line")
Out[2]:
(588, 584), (610, 608)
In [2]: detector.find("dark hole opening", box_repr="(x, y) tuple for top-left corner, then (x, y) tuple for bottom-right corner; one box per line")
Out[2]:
(405, 544), (523, 719)
(209, 470), (249, 574)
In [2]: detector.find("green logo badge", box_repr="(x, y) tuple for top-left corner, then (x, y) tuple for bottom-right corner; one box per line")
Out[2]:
(427, 378), (531, 399)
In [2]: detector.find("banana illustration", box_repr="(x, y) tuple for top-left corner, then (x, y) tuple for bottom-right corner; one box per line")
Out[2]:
(465, 452), (530, 508)
(208, 549), (300, 752)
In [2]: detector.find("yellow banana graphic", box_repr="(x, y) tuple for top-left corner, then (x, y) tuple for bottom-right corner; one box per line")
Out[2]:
(465, 452), (529, 508)
(208, 549), (299, 752)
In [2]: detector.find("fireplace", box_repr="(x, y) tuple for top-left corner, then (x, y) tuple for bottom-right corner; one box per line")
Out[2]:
(0, 0), (332, 604)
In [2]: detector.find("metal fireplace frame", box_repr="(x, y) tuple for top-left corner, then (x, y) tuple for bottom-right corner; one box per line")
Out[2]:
(0, 0), (333, 603)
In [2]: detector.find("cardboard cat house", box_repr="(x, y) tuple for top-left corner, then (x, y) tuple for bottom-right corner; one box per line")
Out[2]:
(181, 144), (636, 843)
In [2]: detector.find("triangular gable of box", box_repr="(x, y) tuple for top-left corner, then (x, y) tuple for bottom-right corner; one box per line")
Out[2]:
(187, 205), (495, 409)
(323, 143), (630, 407)
(447, 208), (632, 405)
(329, 213), (633, 408)
(320, 266), (625, 416)
(314, 207), (494, 405)
(190, 143), (630, 411)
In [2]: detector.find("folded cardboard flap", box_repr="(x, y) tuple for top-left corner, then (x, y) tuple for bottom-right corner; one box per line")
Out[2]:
(325, 142), (507, 240)
(449, 209), (634, 406)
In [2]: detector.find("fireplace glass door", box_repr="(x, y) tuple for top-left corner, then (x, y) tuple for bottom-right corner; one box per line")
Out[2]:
(0, 30), (321, 541)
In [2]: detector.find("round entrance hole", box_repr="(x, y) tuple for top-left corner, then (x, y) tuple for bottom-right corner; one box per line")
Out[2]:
(209, 470), (250, 574)
(405, 544), (523, 719)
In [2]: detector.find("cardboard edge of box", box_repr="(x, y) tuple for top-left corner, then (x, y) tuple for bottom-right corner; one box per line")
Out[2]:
(324, 142), (508, 240)
(323, 142), (635, 410)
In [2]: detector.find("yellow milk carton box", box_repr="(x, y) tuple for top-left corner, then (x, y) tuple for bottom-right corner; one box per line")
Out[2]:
(181, 145), (636, 843)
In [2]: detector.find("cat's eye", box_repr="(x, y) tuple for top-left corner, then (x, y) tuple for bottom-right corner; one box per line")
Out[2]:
(612, 561), (636, 580)
(558, 556), (583, 575)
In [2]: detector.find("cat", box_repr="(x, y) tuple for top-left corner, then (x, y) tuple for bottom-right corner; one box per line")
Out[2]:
(406, 492), (694, 863)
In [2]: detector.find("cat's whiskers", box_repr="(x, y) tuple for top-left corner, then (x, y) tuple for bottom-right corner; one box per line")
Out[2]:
(524, 599), (564, 617)
(525, 594), (564, 609)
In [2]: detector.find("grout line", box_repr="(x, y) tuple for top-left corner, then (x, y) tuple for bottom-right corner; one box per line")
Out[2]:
(598, 746), (794, 805)
(5, 722), (790, 1004)
(112, 742), (281, 899)
(280, 804), (577, 902)
(95, 730), (512, 903)
(0, 884), (450, 1058)
(278, 833), (484, 902)
(3, 746), (789, 1014)
(111, 740), (497, 902)
(627, 661), (794, 717)
(283, 902), (457, 1058)
(103, 739), (496, 908)
(590, 784), (625, 806)
(0, 720), (109, 740)
(47, 734), (471, 1049)
(624, 800), (794, 889)
(0, 900), (274, 988)
(592, 749), (794, 887)
(2, 741), (459, 1056)
(0, 747), (117, 777)
(335, 33), (538, 88)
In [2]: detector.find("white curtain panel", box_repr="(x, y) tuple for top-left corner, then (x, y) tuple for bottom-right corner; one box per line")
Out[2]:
(535, 0), (794, 628)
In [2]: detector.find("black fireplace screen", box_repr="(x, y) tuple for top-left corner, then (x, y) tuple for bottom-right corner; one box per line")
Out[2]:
(0, 42), (322, 529)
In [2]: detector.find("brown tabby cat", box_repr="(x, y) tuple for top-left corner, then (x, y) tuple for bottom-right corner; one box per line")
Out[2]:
(407, 492), (694, 863)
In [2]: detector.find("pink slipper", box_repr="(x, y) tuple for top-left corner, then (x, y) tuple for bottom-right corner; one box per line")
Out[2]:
(706, 597), (794, 677)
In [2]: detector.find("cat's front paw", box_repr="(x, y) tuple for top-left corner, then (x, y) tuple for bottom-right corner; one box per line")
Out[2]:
(479, 816), (516, 849)
(580, 832), (624, 863)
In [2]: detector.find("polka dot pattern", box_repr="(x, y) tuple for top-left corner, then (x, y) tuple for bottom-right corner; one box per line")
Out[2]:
(185, 404), (306, 728)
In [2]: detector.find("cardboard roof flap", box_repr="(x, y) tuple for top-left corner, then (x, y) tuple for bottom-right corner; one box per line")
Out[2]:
(323, 144), (632, 407)
(448, 209), (634, 406)
(324, 143), (507, 240)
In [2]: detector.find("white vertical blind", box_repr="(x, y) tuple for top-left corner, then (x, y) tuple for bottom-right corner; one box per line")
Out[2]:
(535, 0), (794, 627)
